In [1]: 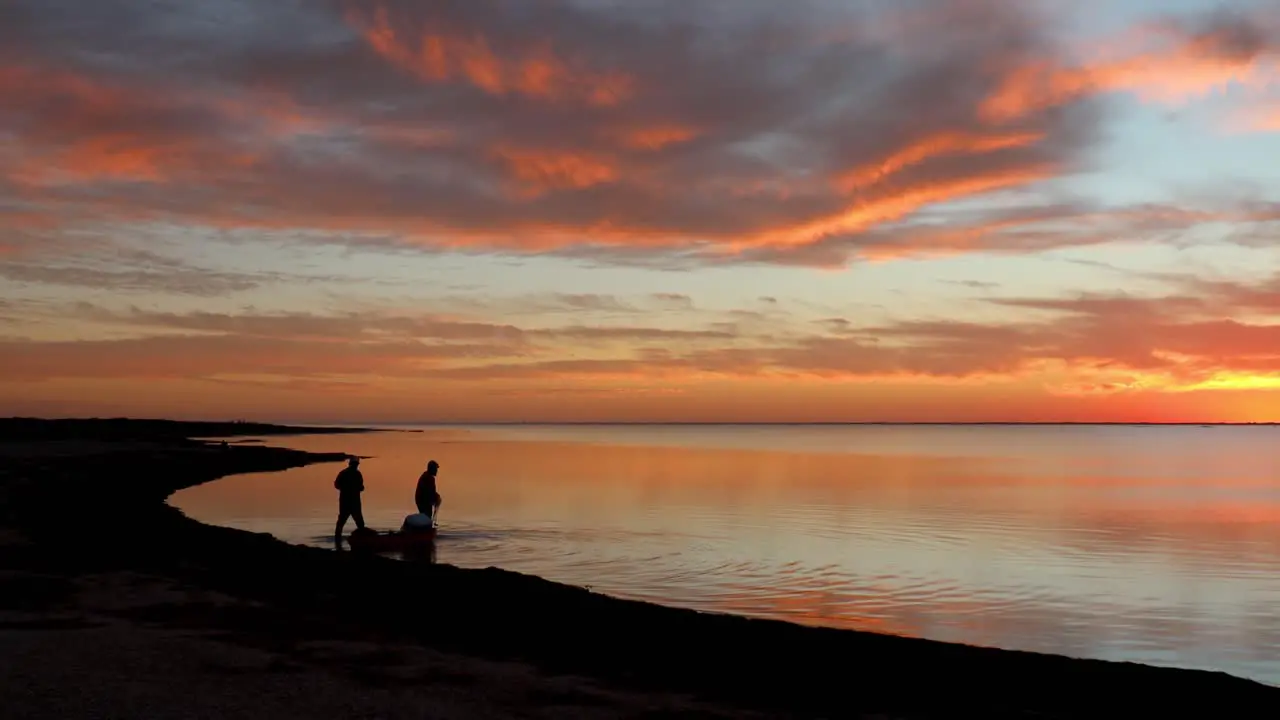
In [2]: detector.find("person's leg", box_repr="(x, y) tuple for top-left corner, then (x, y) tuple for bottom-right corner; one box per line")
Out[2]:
(352, 497), (366, 530)
(337, 493), (359, 536)
(335, 507), (349, 537)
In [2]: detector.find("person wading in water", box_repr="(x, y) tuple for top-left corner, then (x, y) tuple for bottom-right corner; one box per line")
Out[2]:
(334, 456), (366, 539)
(415, 460), (442, 525)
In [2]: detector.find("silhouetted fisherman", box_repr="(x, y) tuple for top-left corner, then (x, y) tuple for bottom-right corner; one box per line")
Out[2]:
(334, 456), (366, 538)
(415, 460), (442, 522)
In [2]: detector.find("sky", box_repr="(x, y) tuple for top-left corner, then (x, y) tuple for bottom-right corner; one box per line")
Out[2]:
(2, 0), (1280, 423)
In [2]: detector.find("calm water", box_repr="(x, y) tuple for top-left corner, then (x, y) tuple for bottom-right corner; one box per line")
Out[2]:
(173, 424), (1280, 684)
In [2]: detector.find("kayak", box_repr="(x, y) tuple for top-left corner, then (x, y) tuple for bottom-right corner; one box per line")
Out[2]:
(347, 527), (436, 552)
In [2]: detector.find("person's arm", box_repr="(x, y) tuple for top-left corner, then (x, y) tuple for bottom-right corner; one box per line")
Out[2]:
(356, 470), (365, 492)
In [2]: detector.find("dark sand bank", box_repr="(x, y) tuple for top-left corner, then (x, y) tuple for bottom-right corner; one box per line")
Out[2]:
(2, 419), (1276, 719)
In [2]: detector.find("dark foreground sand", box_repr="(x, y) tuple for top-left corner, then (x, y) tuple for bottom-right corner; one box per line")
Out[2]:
(1, 419), (1276, 719)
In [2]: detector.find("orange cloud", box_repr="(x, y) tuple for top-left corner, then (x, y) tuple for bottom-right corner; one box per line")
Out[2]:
(6, 0), (1277, 274)
(346, 3), (632, 106)
(42, 135), (169, 182)
(858, 217), (1069, 262)
(490, 146), (619, 194)
(736, 196), (1280, 268)
(0, 67), (165, 182)
(14, 134), (253, 185)
(615, 125), (700, 151)
(835, 132), (1045, 192)
(0, 63), (274, 186)
(982, 14), (1280, 122)
(0, 0), (1110, 268)
(0, 211), (57, 230)
(747, 165), (1059, 252)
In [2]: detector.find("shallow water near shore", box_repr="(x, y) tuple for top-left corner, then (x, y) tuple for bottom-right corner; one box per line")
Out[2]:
(172, 424), (1280, 685)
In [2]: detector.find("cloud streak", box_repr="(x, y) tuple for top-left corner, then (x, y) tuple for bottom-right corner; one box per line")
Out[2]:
(6, 273), (1279, 400)
(981, 8), (1280, 123)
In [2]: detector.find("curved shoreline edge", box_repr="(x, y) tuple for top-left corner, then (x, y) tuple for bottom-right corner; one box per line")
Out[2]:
(2, 419), (1276, 718)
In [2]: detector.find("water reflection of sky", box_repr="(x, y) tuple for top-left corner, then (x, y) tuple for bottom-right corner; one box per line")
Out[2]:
(174, 425), (1280, 685)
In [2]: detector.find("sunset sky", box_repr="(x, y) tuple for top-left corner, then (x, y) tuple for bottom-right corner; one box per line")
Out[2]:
(3, 0), (1280, 423)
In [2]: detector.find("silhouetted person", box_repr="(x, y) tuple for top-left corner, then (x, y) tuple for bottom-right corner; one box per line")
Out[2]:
(334, 457), (366, 538)
(415, 460), (441, 522)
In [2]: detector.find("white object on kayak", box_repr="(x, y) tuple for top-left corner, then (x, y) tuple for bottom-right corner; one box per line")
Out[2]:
(402, 513), (433, 531)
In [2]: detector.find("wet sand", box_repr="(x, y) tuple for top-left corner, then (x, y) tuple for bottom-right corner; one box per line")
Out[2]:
(1, 419), (1276, 718)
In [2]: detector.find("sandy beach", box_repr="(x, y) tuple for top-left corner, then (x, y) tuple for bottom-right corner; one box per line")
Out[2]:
(1, 419), (1276, 719)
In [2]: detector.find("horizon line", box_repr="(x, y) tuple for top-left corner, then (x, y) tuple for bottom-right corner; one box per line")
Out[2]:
(327, 420), (1278, 427)
(8, 417), (1278, 428)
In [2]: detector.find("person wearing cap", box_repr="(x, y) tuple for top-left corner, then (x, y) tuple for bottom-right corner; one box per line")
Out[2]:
(334, 456), (367, 538)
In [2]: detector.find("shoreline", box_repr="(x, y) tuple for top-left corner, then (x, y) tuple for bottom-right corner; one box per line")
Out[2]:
(2, 419), (1277, 718)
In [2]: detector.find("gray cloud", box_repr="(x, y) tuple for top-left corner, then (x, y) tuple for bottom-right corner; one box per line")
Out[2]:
(0, 0), (1119, 267)
(527, 325), (737, 342)
(70, 304), (741, 350)
(0, 334), (496, 381)
(0, 261), (265, 296)
(74, 306), (531, 344)
(3, 0), (1276, 271)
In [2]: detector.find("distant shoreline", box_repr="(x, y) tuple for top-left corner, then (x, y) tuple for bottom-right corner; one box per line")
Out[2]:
(2, 417), (1276, 718)
(0, 417), (390, 441)
(8, 416), (1268, 428)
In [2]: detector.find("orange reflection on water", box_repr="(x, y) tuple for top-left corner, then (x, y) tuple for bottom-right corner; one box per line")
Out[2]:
(184, 429), (1011, 526)
(173, 427), (1280, 684)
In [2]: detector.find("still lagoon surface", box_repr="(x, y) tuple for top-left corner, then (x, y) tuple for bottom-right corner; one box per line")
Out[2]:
(172, 424), (1280, 684)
